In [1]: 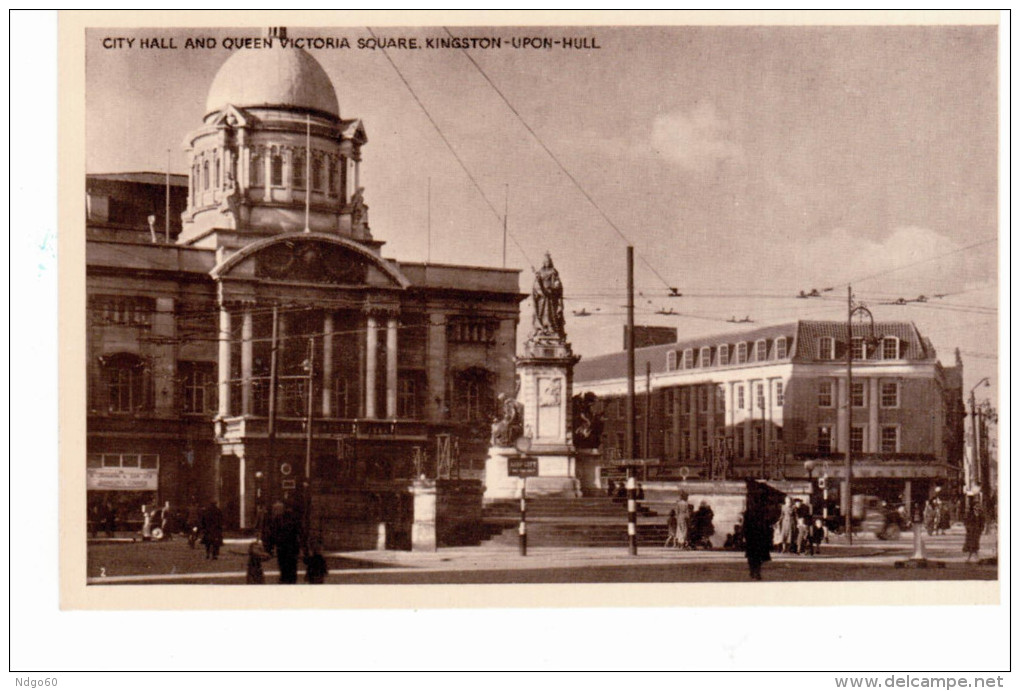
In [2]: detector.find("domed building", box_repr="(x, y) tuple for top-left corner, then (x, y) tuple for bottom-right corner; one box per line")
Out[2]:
(85, 29), (524, 546)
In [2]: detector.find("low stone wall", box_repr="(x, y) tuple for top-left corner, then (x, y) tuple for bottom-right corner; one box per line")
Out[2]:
(435, 479), (485, 547)
(310, 486), (412, 551)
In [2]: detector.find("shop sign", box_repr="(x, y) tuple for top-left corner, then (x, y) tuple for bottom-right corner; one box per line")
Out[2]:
(87, 467), (158, 491)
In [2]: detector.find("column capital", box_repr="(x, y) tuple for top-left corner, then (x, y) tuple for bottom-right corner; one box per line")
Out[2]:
(362, 301), (400, 319)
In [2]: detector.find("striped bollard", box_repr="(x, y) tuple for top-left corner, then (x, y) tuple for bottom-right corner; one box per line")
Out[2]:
(627, 474), (638, 555)
(519, 479), (527, 556)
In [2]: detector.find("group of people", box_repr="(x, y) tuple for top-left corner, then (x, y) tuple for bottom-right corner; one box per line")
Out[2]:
(665, 494), (715, 550)
(922, 498), (953, 535)
(773, 496), (825, 556)
(245, 499), (329, 585)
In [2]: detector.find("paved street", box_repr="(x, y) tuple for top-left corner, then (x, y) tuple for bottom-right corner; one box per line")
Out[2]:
(87, 525), (996, 585)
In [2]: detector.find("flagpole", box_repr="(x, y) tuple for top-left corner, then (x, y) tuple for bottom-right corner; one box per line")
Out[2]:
(165, 148), (171, 243)
(304, 114), (311, 233)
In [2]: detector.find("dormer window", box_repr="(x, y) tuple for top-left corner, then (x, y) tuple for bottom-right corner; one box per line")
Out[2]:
(851, 337), (866, 360)
(882, 337), (900, 360)
(736, 342), (747, 364)
(700, 346), (712, 367)
(683, 349), (694, 369)
(775, 337), (787, 359)
(755, 339), (768, 361)
(718, 344), (729, 366)
(817, 337), (835, 360)
(250, 151), (263, 186)
(666, 351), (677, 371)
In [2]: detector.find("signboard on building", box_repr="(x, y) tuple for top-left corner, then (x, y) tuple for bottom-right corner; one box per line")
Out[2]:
(507, 457), (539, 478)
(87, 467), (158, 491)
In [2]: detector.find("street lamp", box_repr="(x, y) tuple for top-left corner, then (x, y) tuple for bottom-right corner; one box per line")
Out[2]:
(844, 287), (880, 545)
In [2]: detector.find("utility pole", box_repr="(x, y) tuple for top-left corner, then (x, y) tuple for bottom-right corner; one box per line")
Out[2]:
(304, 335), (316, 480)
(626, 246), (635, 461)
(266, 305), (280, 507)
(845, 285), (854, 545)
(644, 361), (651, 462)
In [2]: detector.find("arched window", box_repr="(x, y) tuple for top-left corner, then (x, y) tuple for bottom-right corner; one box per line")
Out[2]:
(214, 155), (221, 189)
(755, 339), (768, 361)
(718, 344), (729, 366)
(271, 151), (284, 187)
(328, 158), (338, 197)
(736, 342), (748, 364)
(250, 150), (263, 186)
(202, 160), (210, 190)
(102, 353), (149, 413)
(292, 149), (306, 189)
(775, 337), (787, 359)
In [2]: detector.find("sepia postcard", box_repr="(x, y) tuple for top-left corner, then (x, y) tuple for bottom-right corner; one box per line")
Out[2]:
(56, 10), (1003, 620)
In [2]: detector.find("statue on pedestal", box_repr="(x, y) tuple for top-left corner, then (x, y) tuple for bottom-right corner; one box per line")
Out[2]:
(531, 252), (565, 340)
(490, 393), (524, 447)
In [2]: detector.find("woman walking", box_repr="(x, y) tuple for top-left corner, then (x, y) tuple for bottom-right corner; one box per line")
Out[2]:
(963, 504), (985, 562)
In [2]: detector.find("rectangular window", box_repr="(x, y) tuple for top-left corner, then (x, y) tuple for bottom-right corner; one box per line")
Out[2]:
(681, 430), (690, 460)
(271, 153), (284, 186)
(775, 337), (787, 359)
(292, 150), (306, 189)
(681, 389), (691, 414)
(397, 378), (419, 419)
(717, 385), (726, 412)
(683, 349), (694, 369)
(851, 337), (865, 360)
(881, 381), (899, 408)
(312, 156), (323, 191)
(700, 346), (712, 367)
(737, 385), (745, 410)
(698, 387), (708, 413)
(756, 340), (768, 361)
(775, 381), (784, 407)
(817, 426), (833, 454)
(883, 337), (900, 360)
(881, 426), (899, 453)
(736, 343), (748, 364)
(698, 429), (708, 455)
(663, 429), (675, 459)
(203, 160), (209, 190)
(818, 380), (833, 408)
(736, 432), (745, 457)
(718, 344), (729, 366)
(851, 381), (866, 408)
(755, 383), (765, 410)
(666, 351), (677, 371)
(850, 426), (865, 453)
(817, 337), (834, 360)
(181, 362), (216, 414)
(334, 377), (354, 418)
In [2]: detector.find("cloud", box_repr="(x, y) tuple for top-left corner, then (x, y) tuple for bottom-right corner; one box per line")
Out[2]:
(650, 102), (745, 172)
(788, 225), (970, 296)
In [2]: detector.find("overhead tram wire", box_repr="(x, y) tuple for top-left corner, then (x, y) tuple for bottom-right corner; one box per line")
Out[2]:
(442, 26), (675, 292)
(365, 27), (535, 271)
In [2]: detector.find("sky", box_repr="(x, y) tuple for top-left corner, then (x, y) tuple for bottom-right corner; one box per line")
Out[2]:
(85, 23), (1000, 404)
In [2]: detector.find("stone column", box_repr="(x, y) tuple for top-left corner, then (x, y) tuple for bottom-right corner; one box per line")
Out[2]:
(238, 452), (247, 530)
(217, 306), (231, 418)
(322, 312), (334, 416)
(365, 315), (378, 418)
(411, 479), (437, 552)
(426, 313), (448, 421)
(386, 316), (398, 418)
(241, 306), (253, 416)
(263, 148), (271, 197)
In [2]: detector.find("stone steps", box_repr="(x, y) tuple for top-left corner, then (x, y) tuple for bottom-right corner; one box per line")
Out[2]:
(485, 522), (671, 548)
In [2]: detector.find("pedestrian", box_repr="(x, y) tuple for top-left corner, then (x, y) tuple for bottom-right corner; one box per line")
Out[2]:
(304, 538), (329, 584)
(103, 500), (117, 537)
(806, 518), (825, 556)
(691, 500), (715, 549)
(744, 480), (773, 581)
(793, 499), (811, 554)
(606, 479), (616, 498)
(200, 501), (224, 560)
(246, 539), (271, 584)
(674, 491), (691, 549)
(665, 509), (679, 548)
(267, 502), (303, 584)
(963, 504), (984, 562)
(141, 503), (155, 541)
(923, 500), (935, 536)
(159, 501), (172, 540)
(777, 497), (794, 553)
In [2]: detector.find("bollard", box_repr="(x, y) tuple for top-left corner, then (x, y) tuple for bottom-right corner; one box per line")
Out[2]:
(627, 473), (637, 555)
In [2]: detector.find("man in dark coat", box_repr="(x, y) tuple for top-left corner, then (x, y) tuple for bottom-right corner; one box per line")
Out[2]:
(267, 502), (304, 584)
(199, 501), (224, 560)
(744, 480), (774, 580)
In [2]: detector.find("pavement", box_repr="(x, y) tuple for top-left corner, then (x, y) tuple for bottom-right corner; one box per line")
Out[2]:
(86, 524), (998, 585)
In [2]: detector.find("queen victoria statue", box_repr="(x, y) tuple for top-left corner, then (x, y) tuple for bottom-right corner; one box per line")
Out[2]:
(531, 252), (566, 341)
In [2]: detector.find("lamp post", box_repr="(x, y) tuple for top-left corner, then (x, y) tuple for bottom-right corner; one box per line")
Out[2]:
(844, 287), (879, 545)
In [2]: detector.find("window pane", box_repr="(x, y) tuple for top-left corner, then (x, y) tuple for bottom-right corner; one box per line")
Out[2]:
(140, 455), (158, 469)
(883, 338), (899, 359)
(87, 454), (102, 468)
(851, 382), (865, 407)
(818, 381), (832, 407)
(850, 427), (864, 453)
(817, 427), (832, 454)
(719, 345), (729, 365)
(756, 340), (767, 361)
(271, 154), (283, 186)
(121, 454), (140, 467)
(881, 382), (898, 407)
(776, 338), (787, 359)
(102, 455), (120, 467)
(851, 337), (865, 360)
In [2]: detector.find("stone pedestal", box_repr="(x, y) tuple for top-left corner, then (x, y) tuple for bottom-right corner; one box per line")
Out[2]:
(411, 479), (437, 552)
(484, 336), (581, 500)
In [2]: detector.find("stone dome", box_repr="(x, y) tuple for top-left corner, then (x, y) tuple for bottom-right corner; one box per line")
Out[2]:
(205, 44), (340, 119)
